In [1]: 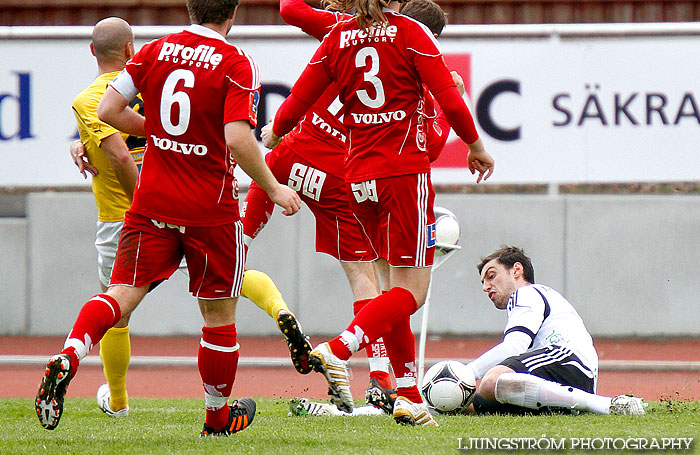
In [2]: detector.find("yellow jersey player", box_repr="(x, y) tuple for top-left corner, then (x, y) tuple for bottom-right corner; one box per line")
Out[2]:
(70, 17), (141, 419)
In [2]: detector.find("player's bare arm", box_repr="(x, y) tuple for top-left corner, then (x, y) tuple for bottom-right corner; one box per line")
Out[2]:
(69, 140), (98, 178)
(224, 120), (301, 216)
(97, 86), (146, 137)
(466, 137), (494, 183)
(100, 133), (139, 201)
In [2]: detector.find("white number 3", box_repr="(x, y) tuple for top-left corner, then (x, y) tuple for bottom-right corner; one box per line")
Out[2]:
(355, 47), (385, 109)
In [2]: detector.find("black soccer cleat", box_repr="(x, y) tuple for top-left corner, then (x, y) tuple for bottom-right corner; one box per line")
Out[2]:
(365, 377), (398, 414)
(200, 398), (257, 437)
(277, 311), (312, 374)
(35, 354), (73, 430)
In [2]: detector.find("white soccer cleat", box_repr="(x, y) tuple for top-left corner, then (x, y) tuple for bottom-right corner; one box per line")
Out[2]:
(96, 383), (129, 417)
(288, 398), (336, 417)
(393, 396), (439, 426)
(309, 343), (354, 413)
(609, 395), (647, 416)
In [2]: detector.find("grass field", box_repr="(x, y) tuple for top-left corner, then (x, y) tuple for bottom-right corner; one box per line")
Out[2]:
(1, 398), (698, 454)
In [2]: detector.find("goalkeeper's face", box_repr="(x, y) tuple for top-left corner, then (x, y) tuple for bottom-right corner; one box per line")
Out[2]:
(480, 259), (518, 310)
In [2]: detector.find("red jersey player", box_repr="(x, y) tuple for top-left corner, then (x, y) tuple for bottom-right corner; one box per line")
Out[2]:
(35, 0), (301, 436)
(245, 0), (459, 414)
(267, 0), (494, 426)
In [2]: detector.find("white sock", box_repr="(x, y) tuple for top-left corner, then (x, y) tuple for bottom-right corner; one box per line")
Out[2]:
(368, 356), (391, 374)
(338, 330), (360, 354)
(495, 372), (612, 414)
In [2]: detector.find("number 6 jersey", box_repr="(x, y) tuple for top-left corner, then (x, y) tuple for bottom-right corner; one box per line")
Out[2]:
(110, 24), (261, 227)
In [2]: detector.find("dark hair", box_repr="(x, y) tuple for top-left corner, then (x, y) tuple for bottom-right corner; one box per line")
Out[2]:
(187, 0), (240, 25)
(400, 0), (446, 36)
(477, 246), (535, 284)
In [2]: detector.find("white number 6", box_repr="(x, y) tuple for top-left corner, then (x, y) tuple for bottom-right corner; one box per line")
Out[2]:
(160, 69), (194, 136)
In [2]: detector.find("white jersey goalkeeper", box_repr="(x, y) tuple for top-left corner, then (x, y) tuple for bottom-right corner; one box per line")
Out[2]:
(462, 246), (646, 416)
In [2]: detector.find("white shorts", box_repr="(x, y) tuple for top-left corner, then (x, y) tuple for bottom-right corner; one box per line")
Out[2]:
(95, 221), (123, 287)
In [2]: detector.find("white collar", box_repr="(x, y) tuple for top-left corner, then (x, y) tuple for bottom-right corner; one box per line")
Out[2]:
(185, 24), (228, 43)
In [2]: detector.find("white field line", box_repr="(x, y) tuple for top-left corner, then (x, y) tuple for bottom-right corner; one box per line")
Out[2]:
(1, 355), (699, 371)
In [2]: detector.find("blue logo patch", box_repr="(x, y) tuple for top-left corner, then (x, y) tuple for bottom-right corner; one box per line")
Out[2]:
(427, 223), (436, 248)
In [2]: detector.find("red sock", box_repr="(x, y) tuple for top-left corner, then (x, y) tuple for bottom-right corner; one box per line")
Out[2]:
(328, 287), (417, 360)
(199, 324), (239, 430)
(383, 315), (422, 403)
(354, 299), (392, 385)
(62, 294), (122, 375)
(241, 182), (275, 241)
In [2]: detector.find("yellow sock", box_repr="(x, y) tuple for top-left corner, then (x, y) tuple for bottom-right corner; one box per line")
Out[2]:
(241, 269), (293, 319)
(99, 325), (130, 411)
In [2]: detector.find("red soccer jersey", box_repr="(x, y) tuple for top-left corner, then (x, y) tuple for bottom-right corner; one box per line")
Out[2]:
(275, 9), (477, 182)
(279, 1), (452, 179)
(110, 25), (260, 226)
(279, 0), (350, 179)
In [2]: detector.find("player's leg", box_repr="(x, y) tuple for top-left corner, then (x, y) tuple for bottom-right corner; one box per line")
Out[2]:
(95, 220), (131, 416)
(343, 263), (395, 411)
(35, 285), (147, 430)
(35, 212), (180, 430)
(186, 220), (256, 436)
(483, 347), (646, 415)
(379, 174), (436, 425)
(240, 145), (285, 249)
(240, 269), (312, 374)
(241, 181), (275, 249)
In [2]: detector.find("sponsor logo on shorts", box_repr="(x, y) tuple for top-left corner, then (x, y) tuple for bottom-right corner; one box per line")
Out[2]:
(427, 223), (436, 248)
(157, 42), (222, 69)
(339, 25), (397, 49)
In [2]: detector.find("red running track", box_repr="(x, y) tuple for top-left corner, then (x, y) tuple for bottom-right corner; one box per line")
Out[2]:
(2, 336), (698, 402)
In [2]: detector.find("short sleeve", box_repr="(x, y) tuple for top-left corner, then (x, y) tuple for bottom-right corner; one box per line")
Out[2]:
(504, 286), (546, 342)
(72, 92), (121, 145)
(223, 54), (261, 127)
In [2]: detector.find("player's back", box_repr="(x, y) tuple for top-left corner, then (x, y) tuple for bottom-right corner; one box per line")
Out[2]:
(122, 26), (260, 226)
(319, 12), (442, 181)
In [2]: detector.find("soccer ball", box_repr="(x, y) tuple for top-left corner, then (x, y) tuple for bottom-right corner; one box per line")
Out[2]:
(420, 360), (476, 413)
(433, 207), (461, 257)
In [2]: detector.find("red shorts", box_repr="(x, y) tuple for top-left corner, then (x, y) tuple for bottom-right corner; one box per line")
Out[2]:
(111, 211), (245, 299)
(260, 143), (376, 262)
(347, 173), (436, 267)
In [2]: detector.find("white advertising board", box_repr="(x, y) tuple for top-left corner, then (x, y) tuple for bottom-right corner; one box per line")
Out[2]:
(0, 24), (698, 187)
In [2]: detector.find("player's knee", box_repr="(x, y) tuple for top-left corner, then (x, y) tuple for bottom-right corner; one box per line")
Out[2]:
(480, 366), (513, 401)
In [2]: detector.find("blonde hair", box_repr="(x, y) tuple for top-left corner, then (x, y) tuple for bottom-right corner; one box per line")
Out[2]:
(323, 0), (394, 30)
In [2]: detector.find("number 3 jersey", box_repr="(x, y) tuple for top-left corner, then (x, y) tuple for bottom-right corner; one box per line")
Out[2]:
(282, 9), (473, 183)
(110, 24), (261, 227)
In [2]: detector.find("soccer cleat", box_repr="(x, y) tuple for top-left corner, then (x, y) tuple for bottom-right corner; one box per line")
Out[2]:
(96, 383), (129, 417)
(277, 311), (312, 374)
(610, 395), (647, 415)
(365, 377), (397, 414)
(309, 342), (354, 413)
(200, 398), (257, 436)
(393, 396), (439, 426)
(288, 398), (335, 417)
(35, 354), (73, 430)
